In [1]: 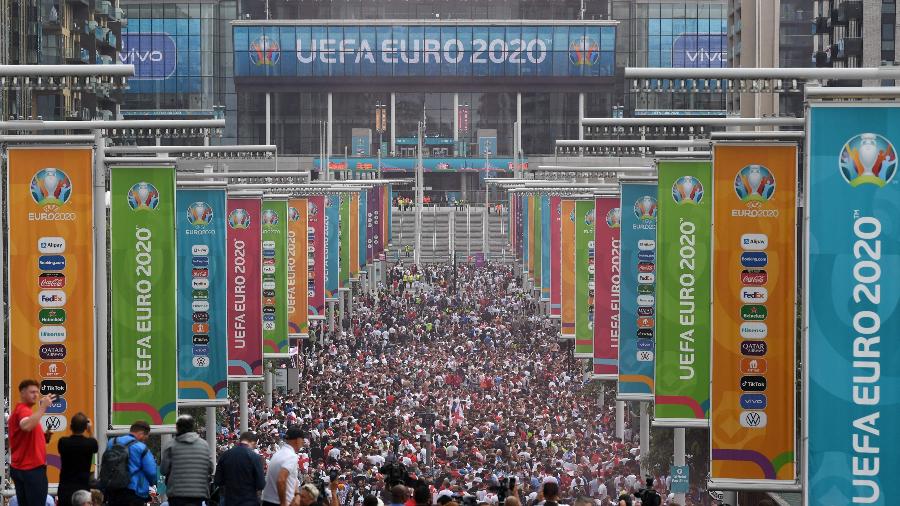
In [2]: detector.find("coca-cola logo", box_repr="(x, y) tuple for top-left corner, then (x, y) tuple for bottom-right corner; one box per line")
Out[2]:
(740, 270), (767, 286)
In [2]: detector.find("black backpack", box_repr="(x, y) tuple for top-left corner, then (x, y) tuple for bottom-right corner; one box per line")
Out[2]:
(98, 437), (148, 491)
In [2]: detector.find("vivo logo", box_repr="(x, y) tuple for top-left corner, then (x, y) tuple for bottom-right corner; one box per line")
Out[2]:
(636, 339), (654, 351)
(192, 345), (209, 356)
(120, 33), (177, 80)
(740, 322), (768, 339)
(638, 239), (655, 251)
(740, 233), (768, 251)
(740, 394), (767, 410)
(46, 398), (67, 414)
(38, 237), (66, 254)
(740, 287), (768, 304)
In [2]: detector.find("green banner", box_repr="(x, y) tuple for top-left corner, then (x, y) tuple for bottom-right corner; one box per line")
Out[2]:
(339, 193), (350, 289)
(110, 167), (178, 427)
(262, 199), (289, 357)
(574, 199), (595, 357)
(655, 160), (712, 426)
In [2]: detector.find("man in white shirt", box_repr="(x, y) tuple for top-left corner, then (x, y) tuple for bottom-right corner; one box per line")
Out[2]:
(262, 426), (304, 506)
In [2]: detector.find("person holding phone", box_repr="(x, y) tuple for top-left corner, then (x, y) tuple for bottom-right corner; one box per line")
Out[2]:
(57, 413), (99, 506)
(8, 379), (57, 506)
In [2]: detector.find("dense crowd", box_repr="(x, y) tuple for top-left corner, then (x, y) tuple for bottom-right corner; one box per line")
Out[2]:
(220, 262), (703, 505)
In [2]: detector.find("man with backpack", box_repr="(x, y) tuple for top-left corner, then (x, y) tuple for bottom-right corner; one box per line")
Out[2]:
(100, 420), (157, 506)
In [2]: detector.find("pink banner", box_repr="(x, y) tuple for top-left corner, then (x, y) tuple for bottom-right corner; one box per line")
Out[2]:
(227, 197), (263, 379)
(550, 196), (562, 317)
(593, 196), (621, 379)
(307, 195), (326, 319)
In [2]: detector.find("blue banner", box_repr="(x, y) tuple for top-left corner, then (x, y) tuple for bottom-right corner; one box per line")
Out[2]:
(234, 23), (616, 78)
(617, 182), (657, 401)
(175, 188), (227, 405)
(807, 104), (900, 504)
(359, 190), (367, 269)
(541, 195), (551, 301)
(325, 194), (340, 300)
(121, 19), (202, 93)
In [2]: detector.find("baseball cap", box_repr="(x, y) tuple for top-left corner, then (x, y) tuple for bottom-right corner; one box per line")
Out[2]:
(284, 425), (304, 440)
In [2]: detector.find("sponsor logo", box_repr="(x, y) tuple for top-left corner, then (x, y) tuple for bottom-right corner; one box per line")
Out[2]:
(734, 165), (776, 202)
(263, 314), (276, 322)
(638, 284), (654, 295)
(740, 287), (769, 304)
(187, 202), (214, 226)
(740, 233), (769, 251)
(584, 211), (595, 226)
(262, 209), (279, 226)
(263, 321), (276, 331)
(192, 289), (209, 300)
(263, 280), (276, 290)
(638, 273), (655, 284)
(636, 340), (654, 352)
(839, 132), (897, 187)
(263, 265), (276, 274)
(192, 268), (209, 278)
(40, 379), (67, 395)
(192, 356), (210, 367)
(605, 207), (621, 228)
(638, 239), (656, 251)
(39, 273), (66, 289)
(637, 317), (654, 329)
(740, 322), (768, 339)
(192, 245), (210, 256)
(741, 358), (767, 374)
(192, 345), (209, 356)
(127, 182), (160, 211)
(740, 252), (768, 268)
(192, 323), (209, 333)
(638, 251), (655, 262)
(741, 270), (767, 286)
(740, 341), (767, 356)
(193, 311), (209, 323)
(191, 300), (210, 312)
(38, 326), (67, 343)
(192, 278), (210, 290)
(637, 295), (655, 306)
(263, 240), (276, 249)
(740, 375), (767, 392)
(31, 168), (73, 208)
(634, 196), (658, 221)
(40, 361), (67, 379)
(38, 237), (66, 254)
(39, 344), (66, 359)
(289, 207), (301, 222)
(228, 208), (251, 229)
(671, 175), (704, 204)
(41, 414), (67, 432)
(263, 258), (276, 266)
(263, 306), (276, 314)
(740, 304), (768, 321)
(637, 306), (654, 317)
(636, 350), (654, 362)
(263, 289), (276, 297)
(263, 296), (276, 306)
(46, 397), (67, 413)
(263, 249), (276, 258)
(192, 257), (210, 268)
(569, 36), (600, 66)
(39, 308), (66, 324)
(250, 35), (281, 66)
(39, 255), (66, 271)
(193, 335), (210, 345)
(38, 290), (66, 308)
(638, 262), (655, 273)
(740, 393), (767, 410)
(739, 410), (767, 428)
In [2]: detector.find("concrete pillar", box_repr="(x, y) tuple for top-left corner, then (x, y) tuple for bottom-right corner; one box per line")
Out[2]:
(239, 382), (249, 434)
(327, 93), (333, 169)
(264, 369), (273, 408)
(516, 92), (522, 159)
(265, 92), (271, 145)
(206, 406), (217, 470)
(390, 92), (396, 155)
(338, 292), (345, 331)
(328, 300), (335, 332)
(615, 400), (625, 440)
(674, 428), (686, 505)
(640, 401), (650, 476)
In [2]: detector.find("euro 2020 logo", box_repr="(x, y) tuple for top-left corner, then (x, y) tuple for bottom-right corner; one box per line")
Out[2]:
(127, 182), (160, 211)
(187, 202), (213, 226)
(308, 201), (319, 216)
(569, 36), (600, 66)
(633, 196), (658, 221)
(734, 165), (776, 203)
(262, 209), (279, 226)
(671, 176), (704, 205)
(840, 133), (897, 187)
(289, 206), (301, 222)
(584, 209), (595, 226)
(228, 208), (251, 229)
(31, 168), (72, 210)
(249, 35), (280, 66)
(605, 207), (621, 229)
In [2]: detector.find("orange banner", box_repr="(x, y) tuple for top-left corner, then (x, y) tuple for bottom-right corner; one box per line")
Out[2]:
(710, 143), (797, 484)
(288, 199), (309, 335)
(560, 200), (576, 337)
(7, 147), (95, 484)
(527, 196), (535, 278)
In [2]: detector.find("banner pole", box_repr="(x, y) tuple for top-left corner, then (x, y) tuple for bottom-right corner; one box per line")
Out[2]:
(94, 131), (110, 456)
(674, 428), (686, 505)
(206, 406), (216, 470)
(615, 400), (625, 440)
(239, 382), (249, 433)
(0, 149), (6, 488)
(640, 401), (650, 476)
(264, 368), (273, 409)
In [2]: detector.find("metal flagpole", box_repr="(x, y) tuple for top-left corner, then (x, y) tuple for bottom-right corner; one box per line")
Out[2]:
(640, 401), (650, 476)
(239, 382), (249, 433)
(94, 130), (110, 456)
(674, 428), (686, 504)
(414, 122), (423, 265)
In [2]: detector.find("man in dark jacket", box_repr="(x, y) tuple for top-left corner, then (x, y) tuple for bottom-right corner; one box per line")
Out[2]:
(161, 415), (213, 506)
(214, 431), (265, 506)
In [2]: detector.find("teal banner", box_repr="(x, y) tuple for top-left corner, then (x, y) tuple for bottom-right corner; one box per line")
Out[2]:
(541, 195), (551, 301)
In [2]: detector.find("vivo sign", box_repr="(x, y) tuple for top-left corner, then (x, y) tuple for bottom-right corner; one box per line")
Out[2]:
(672, 33), (727, 68)
(120, 33), (177, 79)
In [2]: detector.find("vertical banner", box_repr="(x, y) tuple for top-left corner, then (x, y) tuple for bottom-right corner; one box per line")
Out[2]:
(288, 198), (309, 335)
(226, 197), (263, 380)
(593, 196), (620, 379)
(307, 195), (326, 319)
(110, 166), (178, 427)
(359, 190), (368, 271)
(574, 199), (596, 357)
(655, 160), (712, 427)
(384, 183), (392, 254)
(366, 189), (376, 264)
(560, 199), (576, 337)
(550, 196), (562, 317)
(262, 199), (289, 357)
(176, 188), (228, 405)
(806, 104), (900, 503)
(617, 182), (658, 401)
(541, 195), (551, 301)
(349, 192), (360, 280)
(371, 189), (382, 263)
(7, 147), (95, 483)
(339, 193), (351, 289)
(523, 196), (530, 274)
(325, 194), (340, 299)
(710, 143), (797, 485)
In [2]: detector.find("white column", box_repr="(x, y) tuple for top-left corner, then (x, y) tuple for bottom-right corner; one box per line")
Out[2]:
(239, 382), (249, 433)
(338, 292), (345, 329)
(640, 401), (650, 476)
(453, 93), (459, 144)
(265, 92), (272, 145)
(615, 400), (625, 440)
(328, 300), (335, 332)
(674, 428), (686, 505)
(206, 406), (217, 470)
(390, 92), (397, 156)
(578, 92), (585, 158)
(516, 92), (522, 161)
(94, 132), (110, 458)
(327, 93), (333, 173)
(264, 369), (273, 408)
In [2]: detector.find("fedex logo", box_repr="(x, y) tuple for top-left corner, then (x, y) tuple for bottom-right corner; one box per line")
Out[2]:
(740, 287), (768, 304)
(39, 290), (66, 308)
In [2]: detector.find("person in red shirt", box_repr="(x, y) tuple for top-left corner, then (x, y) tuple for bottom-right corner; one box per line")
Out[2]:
(8, 378), (56, 506)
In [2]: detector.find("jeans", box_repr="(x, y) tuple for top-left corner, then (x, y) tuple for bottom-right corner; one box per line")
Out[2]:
(104, 488), (149, 506)
(10, 466), (48, 506)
